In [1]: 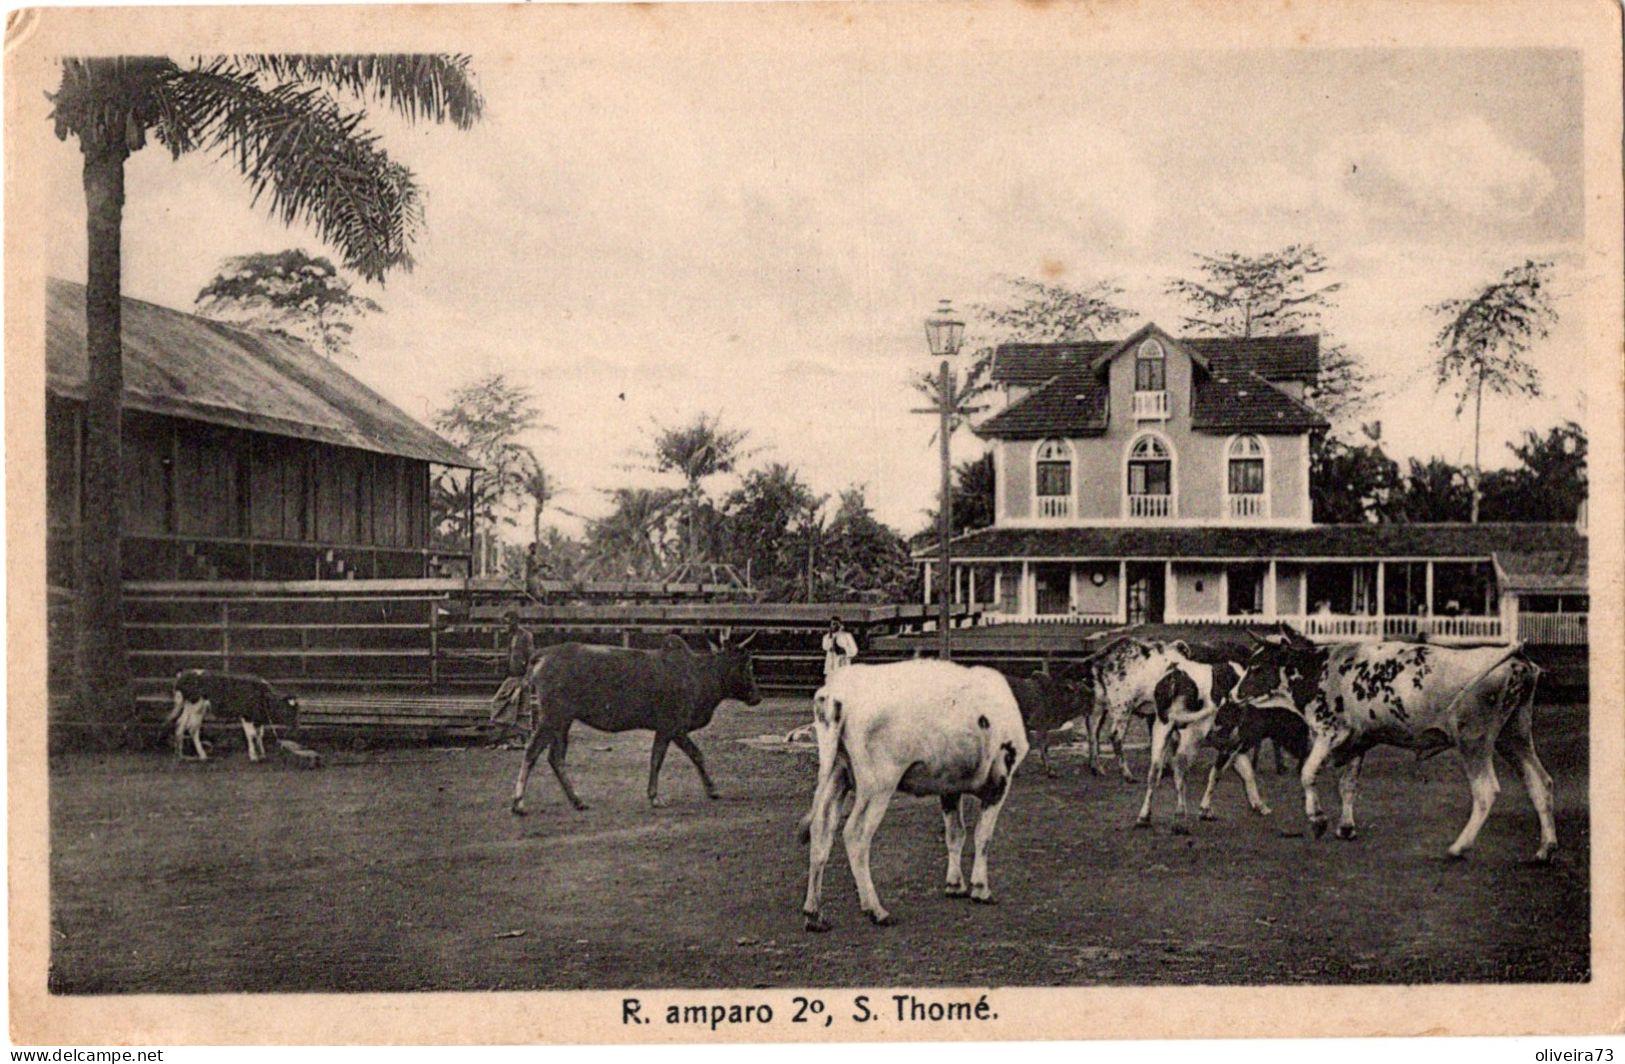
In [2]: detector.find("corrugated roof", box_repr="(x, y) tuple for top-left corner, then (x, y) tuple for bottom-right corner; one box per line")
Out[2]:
(1192, 369), (1328, 433)
(926, 522), (1587, 562)
(1494, 549), (1590, 593)
(975, 370), (1109, 439)
(46, 278), (477, 468)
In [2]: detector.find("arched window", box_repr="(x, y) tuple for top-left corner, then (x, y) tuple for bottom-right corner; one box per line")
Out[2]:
(1034, 438), (1072, 519)
(1126, 433), (1174, 518)
(1226, 434), (1268, 519)
(1134, 339), (1166, 392)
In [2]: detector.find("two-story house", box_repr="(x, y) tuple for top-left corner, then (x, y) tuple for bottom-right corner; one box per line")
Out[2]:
(926, 323), (1587, 646)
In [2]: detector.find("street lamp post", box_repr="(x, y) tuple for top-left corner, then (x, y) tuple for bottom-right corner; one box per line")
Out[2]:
(921, 300), (966, 659)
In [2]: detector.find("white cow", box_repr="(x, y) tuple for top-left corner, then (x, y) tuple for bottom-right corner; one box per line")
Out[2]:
(798, 659), (1028, 932)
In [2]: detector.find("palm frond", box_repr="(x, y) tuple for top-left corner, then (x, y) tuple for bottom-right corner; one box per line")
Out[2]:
(227, 54), (484, 129)
(162, 65), (423, 281)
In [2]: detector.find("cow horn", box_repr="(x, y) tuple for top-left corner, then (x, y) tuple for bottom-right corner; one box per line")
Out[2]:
(1246, 629), (1274, 647)
(735, 630), (759, 649)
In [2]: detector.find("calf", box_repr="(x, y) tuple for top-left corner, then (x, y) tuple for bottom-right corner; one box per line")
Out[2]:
(1009, 670), (1092, 777)
(798, 660), (1028, 931)
(164, 670), (300, 762)
(511, 634), (762, 814)
(1074, 637), (1195, 780)
(1201, 698), (1311, 818)
(1233, 626), (1556, 860)
(1133, 659), (1270, 829)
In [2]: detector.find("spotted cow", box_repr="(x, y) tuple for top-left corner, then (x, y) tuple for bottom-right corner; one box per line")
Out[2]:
(1229, 626), (1555, 860)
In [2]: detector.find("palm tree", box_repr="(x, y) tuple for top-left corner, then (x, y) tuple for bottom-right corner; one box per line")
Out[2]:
(519, 461), (560, 551)
(585, 488), (679, 579)
(48, 55), (482, 737)
(644, 413), (755, 564)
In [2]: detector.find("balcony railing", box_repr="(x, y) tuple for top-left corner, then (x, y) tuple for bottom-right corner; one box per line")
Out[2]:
(1173, 612), (1509, 644)
(1518, 612), (1588, 645)
(1227, 494), (1267, 520)
(1133, 390), (1170, 420)
(1127, 493), (1173, 519)
(1036, 495), (1072, 519)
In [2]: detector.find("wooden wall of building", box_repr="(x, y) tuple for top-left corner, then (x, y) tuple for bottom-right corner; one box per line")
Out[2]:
(47, 397), (437, 583)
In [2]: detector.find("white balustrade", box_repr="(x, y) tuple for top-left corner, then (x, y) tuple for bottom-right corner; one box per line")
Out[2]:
(1037, 495), (1071, 519)
(1133, 390), (1170, 420)
(1127, 494), (1172, 519)
(1227, 494), (1267, 520)
(1518, 612), (1587, 645)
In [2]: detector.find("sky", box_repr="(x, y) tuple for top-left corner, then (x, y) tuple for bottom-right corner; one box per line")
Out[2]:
(38, 45), (1588, 538)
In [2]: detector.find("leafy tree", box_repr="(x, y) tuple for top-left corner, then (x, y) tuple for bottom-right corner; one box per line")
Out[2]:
(1397, 457), (1474, 523)
(193, 249), (380, 359)
(1478, 421), (1587, 522)
(972, 274), (1135, 344)
(919, 453), (997, 538)
(822, 487), (918, 603)
(641, 413), (756, 564)
(47, 54), (481, 732)
(1164, 244), (1373, 424)
(722, 463), (825, 601)
(583, 487), (680, 579)
(1429, 259), (1559, 522)
(1310, 437), (1403, 524)
(430, 374), (544, 551)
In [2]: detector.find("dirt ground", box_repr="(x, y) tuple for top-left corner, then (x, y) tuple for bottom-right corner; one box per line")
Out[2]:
(48, 696), (1590, 993)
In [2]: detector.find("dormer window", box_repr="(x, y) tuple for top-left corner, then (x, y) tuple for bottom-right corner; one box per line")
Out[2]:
(1034, 439), (1072, 519)
(1226, 434), (1268, 519)
(1132, 339), (1170, 420)
(1134, 339), (1166, 391)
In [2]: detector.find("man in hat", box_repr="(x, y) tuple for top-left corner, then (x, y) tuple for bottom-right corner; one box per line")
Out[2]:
(489, 608), (536, 747)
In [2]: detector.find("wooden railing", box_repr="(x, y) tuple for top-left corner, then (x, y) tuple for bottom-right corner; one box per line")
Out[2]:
(1519, 612), (1588, 645)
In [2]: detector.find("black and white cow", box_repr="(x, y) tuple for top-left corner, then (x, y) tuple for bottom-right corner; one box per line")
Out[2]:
(1228, 627), (1556, 860)
(1074, 637), (1197, 780)
(165, 669), (300, 761)
(1132, 658), (1272, 829)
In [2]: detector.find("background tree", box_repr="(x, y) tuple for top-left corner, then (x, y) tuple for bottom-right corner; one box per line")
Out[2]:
(47, 54), (481, 734)
(821, 487), (918, 603)
(972, 274), (1135, 344)
(518, 460), (561, 555)
(583, 487), (679, 579)
(1478, 422), (1587, 522)
(1165, 244), (1373, 424)
(1397, 457), (1474, 523)
(721, 463), (824, 601)
(1310, 437), (1403, 523)
(193, 249), (381, 359)
(430, 373), (544, 554)
(642, 413), (755, 565)
(1429, 259), (1559, 522)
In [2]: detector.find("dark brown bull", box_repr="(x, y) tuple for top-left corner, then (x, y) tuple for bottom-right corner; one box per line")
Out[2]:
(510, 634), (762, 815)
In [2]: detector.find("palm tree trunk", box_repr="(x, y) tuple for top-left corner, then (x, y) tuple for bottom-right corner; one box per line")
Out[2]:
(1471, 365), (1484, 523)
(74, 140), (134, 743)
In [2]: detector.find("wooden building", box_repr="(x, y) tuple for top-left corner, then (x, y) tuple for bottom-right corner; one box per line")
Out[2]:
(45, 278), (477, 586)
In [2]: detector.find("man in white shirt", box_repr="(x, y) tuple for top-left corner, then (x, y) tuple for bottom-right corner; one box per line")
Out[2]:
(821, 616), (858, 678)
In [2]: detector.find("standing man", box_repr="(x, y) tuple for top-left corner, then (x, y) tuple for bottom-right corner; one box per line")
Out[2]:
(821, 616), (858, 678)
(489, 608), (536, 748)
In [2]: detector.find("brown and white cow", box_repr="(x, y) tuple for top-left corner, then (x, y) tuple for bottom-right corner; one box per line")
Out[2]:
(798, 659), (1028, 931)
(1228, 627), (1556, 860)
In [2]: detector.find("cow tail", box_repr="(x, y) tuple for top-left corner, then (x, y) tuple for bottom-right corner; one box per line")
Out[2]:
(798, 687), (849, 845)
(163, 687), (183, 728)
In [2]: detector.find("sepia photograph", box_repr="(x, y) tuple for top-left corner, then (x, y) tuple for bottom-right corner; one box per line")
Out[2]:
(5, 0), (1622, 1046)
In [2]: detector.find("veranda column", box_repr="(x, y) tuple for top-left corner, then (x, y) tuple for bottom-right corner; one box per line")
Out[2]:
(1376, 561), (1387, 637)
(1020, 559), (1032, 618)
(1118, 560), (1128, 623)
(1164, 560), (1177, 622)
(1266, 559), (1278, 621)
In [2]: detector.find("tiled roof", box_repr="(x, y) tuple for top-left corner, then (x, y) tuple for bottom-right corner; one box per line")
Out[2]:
(1192, 369), (1328, 433)
(46, 278), (476, 468)
(991, 333), (1319, 385)
(989, 342), (1117, 386)
(1494, 549), (1589, 593)
(926, 522), (1587, 563)
(1185, 335), (1319, 380)
(974, 371), (1109, 439)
